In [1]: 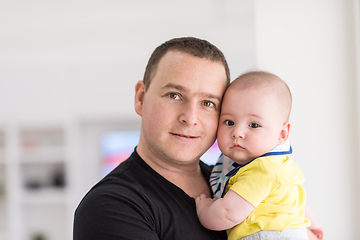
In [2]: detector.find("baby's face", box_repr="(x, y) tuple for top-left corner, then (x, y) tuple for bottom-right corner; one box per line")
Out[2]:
(217, 87), (287, 164)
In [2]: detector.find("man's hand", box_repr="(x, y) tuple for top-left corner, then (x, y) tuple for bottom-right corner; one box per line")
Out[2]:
(308, 222), (324, 240)
(305, 204), (324, 240)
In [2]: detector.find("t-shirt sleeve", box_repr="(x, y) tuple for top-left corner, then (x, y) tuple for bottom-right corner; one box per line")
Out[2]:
(228, 161), (280, 207)
(73, 184), (160, 240)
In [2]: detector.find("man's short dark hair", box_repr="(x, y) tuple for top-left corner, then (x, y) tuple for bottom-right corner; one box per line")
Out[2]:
(143, 37), (231, 90)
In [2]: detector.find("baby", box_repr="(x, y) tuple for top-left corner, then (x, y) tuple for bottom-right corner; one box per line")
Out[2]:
(196, 71), (323, 240)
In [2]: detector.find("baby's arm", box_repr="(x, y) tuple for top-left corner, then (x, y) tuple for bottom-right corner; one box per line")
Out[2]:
(195, 190), (254, 230)
(305, 204), (324, 240)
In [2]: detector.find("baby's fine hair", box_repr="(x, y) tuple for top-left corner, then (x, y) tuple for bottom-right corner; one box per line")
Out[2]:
(231, 71), (292, 121)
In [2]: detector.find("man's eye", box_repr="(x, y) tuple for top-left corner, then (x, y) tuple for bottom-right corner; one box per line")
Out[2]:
(225, 120), (235, 126)
(168, 93), (180, 99)
(249, 123), (260, 128)
(203, 101), (215, 108)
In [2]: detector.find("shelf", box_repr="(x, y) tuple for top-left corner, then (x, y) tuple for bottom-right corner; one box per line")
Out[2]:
(23, 204), (68, 240)
(20, 146), (65, 163)
(21, 162), (66, 192)
(19, 128), (65, 162)
(21, 188), (68, 205)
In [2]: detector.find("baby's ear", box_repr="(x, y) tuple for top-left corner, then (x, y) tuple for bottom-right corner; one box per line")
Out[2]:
(278, 122), (291, 145)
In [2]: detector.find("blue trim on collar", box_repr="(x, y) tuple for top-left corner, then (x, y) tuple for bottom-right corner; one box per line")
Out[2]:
(259, 145), (292, 158)
(225, 145), (292, 178)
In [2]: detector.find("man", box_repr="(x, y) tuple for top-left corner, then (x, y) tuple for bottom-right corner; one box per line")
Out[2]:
(73, 37), (230, 239)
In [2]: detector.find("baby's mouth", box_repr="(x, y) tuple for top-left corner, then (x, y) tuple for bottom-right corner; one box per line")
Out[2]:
(231, 143), (245, 149)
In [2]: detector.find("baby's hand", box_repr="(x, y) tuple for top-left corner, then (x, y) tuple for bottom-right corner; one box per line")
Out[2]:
(195, 194), (217, 217)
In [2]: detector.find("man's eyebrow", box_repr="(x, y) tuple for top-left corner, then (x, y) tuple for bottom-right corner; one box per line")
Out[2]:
(161, 83), (222, 102)
(161, 83), (187, 92)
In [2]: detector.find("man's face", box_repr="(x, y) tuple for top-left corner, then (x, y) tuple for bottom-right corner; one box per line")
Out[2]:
(135, 51), (227, 167)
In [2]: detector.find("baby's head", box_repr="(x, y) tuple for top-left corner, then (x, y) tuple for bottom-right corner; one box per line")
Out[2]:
(217, 71), (292, 164)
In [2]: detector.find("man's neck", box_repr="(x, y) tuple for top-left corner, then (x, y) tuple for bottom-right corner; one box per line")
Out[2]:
(137, 149), (211, 198)
(152, 163), (212, 198)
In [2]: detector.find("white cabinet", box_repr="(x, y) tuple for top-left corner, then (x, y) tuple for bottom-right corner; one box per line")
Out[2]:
(0, 126), (74, 240)
(0, 120), (141, 240)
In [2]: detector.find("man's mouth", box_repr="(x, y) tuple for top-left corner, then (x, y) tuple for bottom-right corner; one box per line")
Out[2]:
(171, 133), (197, 138)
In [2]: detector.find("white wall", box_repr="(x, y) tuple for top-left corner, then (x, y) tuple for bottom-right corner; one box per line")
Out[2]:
(0, 0), (255, 124)
(255, 0), (359, 239)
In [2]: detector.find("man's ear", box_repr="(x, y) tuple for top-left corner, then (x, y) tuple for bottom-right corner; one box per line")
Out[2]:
(134, 80), (145, 116)
(278, 122), (291, 145)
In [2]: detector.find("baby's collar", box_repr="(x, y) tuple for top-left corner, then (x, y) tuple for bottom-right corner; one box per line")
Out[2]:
(259, 140), (292, 158)
(226, 141), (292, 177)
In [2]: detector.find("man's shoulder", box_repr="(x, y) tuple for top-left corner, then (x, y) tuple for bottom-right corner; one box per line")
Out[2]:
(76, 153), (148, 204)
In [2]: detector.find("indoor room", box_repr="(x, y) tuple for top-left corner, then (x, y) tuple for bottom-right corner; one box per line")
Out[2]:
(0, 0), (359, 239)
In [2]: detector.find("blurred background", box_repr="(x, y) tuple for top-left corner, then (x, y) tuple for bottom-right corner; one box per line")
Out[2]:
(0, 0), (359, 239)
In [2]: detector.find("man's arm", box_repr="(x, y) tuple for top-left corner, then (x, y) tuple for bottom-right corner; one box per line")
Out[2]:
(195, 190), (254, 230)
(305, 204), (324, 240)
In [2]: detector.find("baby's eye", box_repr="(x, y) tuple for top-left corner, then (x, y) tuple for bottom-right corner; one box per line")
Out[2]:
(225, 120), (235, 126)
(203, 101), (215, 108)
(168, 93), (180, 100)
(249, 123), (260, 128)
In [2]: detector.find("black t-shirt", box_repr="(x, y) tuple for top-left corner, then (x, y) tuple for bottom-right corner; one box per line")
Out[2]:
(73, 149), (226, 240)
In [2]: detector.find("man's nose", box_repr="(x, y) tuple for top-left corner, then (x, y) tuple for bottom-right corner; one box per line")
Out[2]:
(179, 102), (199, 126)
